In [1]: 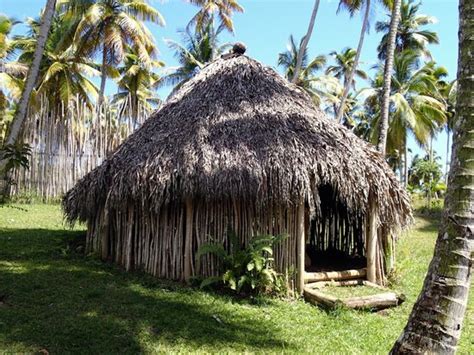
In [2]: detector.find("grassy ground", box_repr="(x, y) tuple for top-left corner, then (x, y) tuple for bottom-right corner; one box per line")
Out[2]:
(0, 204), (472, 354)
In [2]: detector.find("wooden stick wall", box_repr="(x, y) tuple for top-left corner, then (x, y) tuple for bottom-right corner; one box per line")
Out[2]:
(86, 199), (299, 283)
(10, 95), (151, 199)
(85, 196), (393, 286)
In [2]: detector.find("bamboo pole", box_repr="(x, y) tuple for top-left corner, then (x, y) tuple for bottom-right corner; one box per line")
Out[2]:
(296, 199), (305, 295)
(184, 198), (193, 282)
(304, 268), (367, 283)
(366, 200), (378, 283)
(306, 279), (386, 290)
(100, 207), (109, 260)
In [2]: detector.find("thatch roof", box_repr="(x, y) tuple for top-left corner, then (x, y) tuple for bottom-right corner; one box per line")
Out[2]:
(63, 54), (411, 230)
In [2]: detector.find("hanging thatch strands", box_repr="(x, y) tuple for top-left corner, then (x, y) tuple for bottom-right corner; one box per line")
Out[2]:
(63, 54), (412, 287)
(10, 94), (151, 200)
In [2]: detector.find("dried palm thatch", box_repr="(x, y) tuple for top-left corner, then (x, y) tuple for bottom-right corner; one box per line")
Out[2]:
(63, 54), (412, 286)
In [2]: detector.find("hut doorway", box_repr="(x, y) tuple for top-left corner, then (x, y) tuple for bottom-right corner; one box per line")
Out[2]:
(305, 185), (367, 275)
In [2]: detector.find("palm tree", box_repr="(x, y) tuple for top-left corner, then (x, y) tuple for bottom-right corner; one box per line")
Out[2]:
(72, 0), (165, 106)
(334, 0), (397, 123)
(377, 0), (401, 155)
(326, 48), (368, 89)
(391, 0), (472, 351)
(439, 80), (457, 181)
(0, 15), (26, 144)
(163, 21), (230, 90)
(0, 14), (18, 63)
(291, 0), (320, 84)
(0, 0), (57, 200)
(376, 0), (439, 60)
(0, 15), (26, 106)
(2, 0), (57, 149)
(112, 45), (164, 120)
(365, 50), (447, 183)
(187, 0), (244, 33)
(334, 0), (372, 123)
(14, 15), (100, 111)
(279, 35), (341, 107)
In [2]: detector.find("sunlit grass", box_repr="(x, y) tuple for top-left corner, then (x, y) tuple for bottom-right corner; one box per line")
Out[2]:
(0, 204), (472, 353)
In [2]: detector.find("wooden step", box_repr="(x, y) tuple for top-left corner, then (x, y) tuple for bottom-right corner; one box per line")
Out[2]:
(304, 268), (366, 283)
(306, 279), (385, 290)
(303, 284), (405, 311)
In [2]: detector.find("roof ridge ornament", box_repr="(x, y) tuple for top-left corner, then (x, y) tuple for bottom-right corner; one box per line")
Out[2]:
(221, 42), (247, 59)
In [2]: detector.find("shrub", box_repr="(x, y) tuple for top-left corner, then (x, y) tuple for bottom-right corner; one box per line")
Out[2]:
(196, 231), (286, 295)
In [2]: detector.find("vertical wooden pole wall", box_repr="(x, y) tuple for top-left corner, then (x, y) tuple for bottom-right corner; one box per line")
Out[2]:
(296, 199), (306, 294)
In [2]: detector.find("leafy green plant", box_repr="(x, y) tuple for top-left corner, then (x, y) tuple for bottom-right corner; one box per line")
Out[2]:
(1, 142), (31, 172)
(196, 231), (286, 295)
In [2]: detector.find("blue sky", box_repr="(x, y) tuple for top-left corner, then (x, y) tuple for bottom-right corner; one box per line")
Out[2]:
(0, 0), (459, 174)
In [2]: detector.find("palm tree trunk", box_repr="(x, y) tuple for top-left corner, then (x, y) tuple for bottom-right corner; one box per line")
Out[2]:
(0, 0), (56, 198)
(377, 0), (402, 154)
(98, 47), (108, 107)
(404, 141), (408, 187)
(2, 0), (56, 147)
(391, 0), (473, 352)
(445, 128), (451, 183)
(428, 134), (434, 207)
(335, 0), (371, 123)
(291, 0), (320, 84)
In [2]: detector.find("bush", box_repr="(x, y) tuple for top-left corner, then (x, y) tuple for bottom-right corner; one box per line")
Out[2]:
(196, 231), (286, 296)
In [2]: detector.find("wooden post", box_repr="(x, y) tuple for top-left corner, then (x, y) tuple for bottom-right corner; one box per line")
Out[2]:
(100, 207), (109, 260)
(184, 198), (193, 282)
(296, 199), (305, 295)
(366, 200), (378, 283)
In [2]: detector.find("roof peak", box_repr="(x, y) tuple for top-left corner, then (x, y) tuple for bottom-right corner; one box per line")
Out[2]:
(221, 42), (247, 60)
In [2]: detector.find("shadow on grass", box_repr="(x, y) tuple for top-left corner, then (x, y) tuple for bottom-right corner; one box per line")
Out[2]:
(0, 228), (288, 353)
(412, 214), (441, 234)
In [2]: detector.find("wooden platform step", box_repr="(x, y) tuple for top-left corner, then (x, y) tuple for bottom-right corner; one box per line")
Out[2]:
(304, 268), (366, 283)
(303, 281), (405, 311)
(305, 279), (385, 290)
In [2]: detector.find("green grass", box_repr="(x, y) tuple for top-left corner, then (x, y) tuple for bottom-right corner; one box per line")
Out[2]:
(0, 204), (472, 353)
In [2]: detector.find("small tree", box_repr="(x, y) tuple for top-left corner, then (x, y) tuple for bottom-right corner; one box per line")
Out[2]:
(408, 153), (444, 204)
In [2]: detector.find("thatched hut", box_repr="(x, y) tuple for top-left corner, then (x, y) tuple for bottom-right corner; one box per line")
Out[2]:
(63, 49), (411, 293)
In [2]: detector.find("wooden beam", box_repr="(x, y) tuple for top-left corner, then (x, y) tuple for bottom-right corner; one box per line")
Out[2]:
(304, 286), (404, 310)
(304, 268), (366, 283)
(343, 292), (401, 309)
(306, 279), (385, 290)
(366, 200), (378, 283)
(296, 200), (305, 295)
(184, 198), (193, 282)
(303, 287), (339, 308)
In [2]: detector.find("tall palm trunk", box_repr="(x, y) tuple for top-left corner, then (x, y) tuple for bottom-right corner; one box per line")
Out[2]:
(377, 0), (402, 154)
(0, 0), (56, 199)
(291, 0), (320, 84)
(335, 0), (370, 123)
(404, 141), (408, 187)
(2, 0), (56, 148)
(428, 134), (434, 206)
(446, 128), (451, 183)
(391, 0), (473, 352)
(98, 47), (108, 107)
